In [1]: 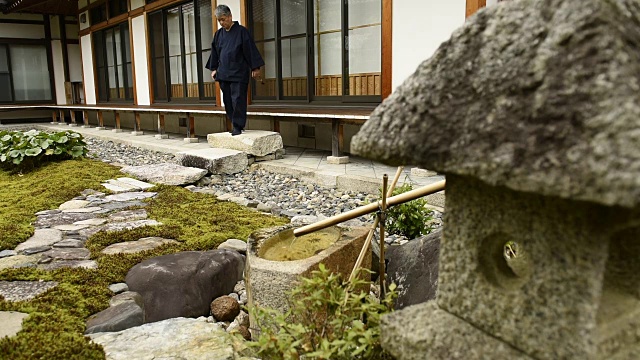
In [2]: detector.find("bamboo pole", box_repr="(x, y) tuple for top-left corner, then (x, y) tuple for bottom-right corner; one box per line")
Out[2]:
(379, 174), (388, 300)
(293, 179), (446, 237)
(347, 167), (404, 282)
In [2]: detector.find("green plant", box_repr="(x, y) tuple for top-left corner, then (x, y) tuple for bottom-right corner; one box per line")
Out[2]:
(383, 182), (434, 239)
(249, 264), (397, 360)
(0, 129), (88, 171)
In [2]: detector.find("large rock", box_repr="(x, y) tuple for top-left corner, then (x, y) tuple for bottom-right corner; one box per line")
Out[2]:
(176, 148), (248, 175)
(85, 302), (144, 334)
(351, 0), (640, 209)
(385, 231), (441, 310)
(125, 250), (245, 323)
(89, 317), (253, 360)
(120, 163), (207, 186)
(207, 130), (283, 156)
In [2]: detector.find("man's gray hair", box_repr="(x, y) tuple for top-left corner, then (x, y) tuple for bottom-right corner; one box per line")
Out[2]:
(215, 5), (232, 18)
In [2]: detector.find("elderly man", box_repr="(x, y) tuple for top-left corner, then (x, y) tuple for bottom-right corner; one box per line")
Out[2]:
(205, 4), (264, 136)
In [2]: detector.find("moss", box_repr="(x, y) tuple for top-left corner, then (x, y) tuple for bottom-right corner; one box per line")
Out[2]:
(0, 160), (289, 359)
(0, 158), (122, 251)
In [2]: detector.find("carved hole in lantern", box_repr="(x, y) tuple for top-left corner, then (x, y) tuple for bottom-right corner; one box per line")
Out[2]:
(479, 233), (531, 290)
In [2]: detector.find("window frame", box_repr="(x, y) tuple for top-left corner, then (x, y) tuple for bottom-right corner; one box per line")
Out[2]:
(148, 0), (215, 104)
(0, 39), (54, 105)
(248, 0), (383, 106)
(93, 22), (133, 103)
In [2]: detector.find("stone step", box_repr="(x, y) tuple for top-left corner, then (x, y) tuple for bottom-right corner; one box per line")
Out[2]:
(206, 130), (283, 156)
(176, 148), (248, 175)
(117, 177), (155, 190)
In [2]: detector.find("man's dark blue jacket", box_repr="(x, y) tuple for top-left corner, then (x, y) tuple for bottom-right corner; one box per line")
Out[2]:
(205, 21), (265, 84)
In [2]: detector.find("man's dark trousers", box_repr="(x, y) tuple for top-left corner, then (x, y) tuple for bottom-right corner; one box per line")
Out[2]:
(219, 80), (249, 131)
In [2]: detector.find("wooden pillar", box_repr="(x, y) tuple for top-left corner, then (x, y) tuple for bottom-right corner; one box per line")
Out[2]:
(466, 0), (487, 18)
(51, 110), (58, 124)
(59, 110), (65, 124)
(97, 111), (105, 128)
(82, 111), (89, 127)
(338, 122), (345, 154)
(134, 112), (141, 132)
(114, 111), (121, 130)
(70, 110), (76, 125)
(158, 113), (166, 135)
(273, 119), (280, 133)
(331, 119), (341, 157)
(188, 113), (195, 138)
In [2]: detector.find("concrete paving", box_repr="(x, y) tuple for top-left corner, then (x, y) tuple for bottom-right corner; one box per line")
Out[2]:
(10, 123), (446, 207)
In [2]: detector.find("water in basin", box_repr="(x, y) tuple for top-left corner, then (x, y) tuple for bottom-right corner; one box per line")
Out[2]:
(259, 226), (341, 261)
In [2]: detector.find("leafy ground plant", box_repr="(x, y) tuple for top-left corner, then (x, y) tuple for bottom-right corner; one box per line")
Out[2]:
(0, 158), (288, 359)
(249, 264), (397, 360)
(0, 129), (87, 171)
(384, 182), (434, 239)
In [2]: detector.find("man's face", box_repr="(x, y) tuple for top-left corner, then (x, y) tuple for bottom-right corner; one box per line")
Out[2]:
(218, 15), (233, 30)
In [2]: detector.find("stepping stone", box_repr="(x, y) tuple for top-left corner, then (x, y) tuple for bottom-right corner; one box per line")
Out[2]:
(37, 260), (98, 271)
(102, 237), (179, 255)
(100, 220), (162, 233)
(53, 224), (90, 232)
(117, 177), (155, 190)
(21, 246), (51, 255)
(15, 229), (62, 252)
(34, 212), (97, 228)
(102, 182), (134, 194)
(0, 250), (16, 258)
(103, 192), (157, 203)
(53, 239), (84, 248)
(34, 209), (61, 216)
(176, 148), (248, 175)
(74, 218), (108, 226)
(120, 163), (207, 186)
(89, 317), (251, 359)
(207, 130), (284, 156)
(59, 200), (90, 210)
(0, 311), (29, 338)
(0, 255), (40, 271)
(41, 248), (91, 261)
(108, 179), (142, 191)
(0, 281), (58, 302)
(61, 207), (103, 213)
(107, 209), (148, 222)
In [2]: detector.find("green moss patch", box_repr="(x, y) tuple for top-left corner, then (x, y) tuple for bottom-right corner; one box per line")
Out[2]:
(0, 160), (288, 359)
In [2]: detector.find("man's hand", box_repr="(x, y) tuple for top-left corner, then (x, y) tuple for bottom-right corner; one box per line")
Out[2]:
(211, 70), (217, 80)
(251, 69), (260, 79)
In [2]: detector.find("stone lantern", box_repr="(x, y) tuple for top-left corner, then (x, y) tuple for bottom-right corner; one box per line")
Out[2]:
(351, 0), (640, 359)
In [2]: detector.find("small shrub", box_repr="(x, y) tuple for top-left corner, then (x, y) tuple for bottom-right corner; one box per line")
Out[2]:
(0, 129), (87, 171)
(383, 182), (434, 239)
(249, 264), (397, 360)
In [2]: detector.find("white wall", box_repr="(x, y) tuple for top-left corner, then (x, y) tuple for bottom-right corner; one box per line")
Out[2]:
(68, 44), (83, 82)
(51, 40), (66, 104)
(132, 16), (151, 105)
(392, 0), (466, 90)
(80, 34), (96, 104)
(0, 23), (44, 39)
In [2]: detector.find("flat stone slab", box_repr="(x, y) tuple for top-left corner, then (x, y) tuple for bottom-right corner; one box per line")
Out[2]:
(89, 317), (251, 360)
(37, 260), (98, 271)
(74, 218), (108, 226)
(0, 281), (58, 302)
(107, 209), (148, 222)
(59, 200), (90, 210)
(217, 239), (247, 255)
(34, 212), (97, 228)
(85, 302), (144, 334)
(53, 224), (90, 232)
(116, 178), (155, 190)
(0, 250), (17, 258)
(0, 255), (40, 270)
(53, 239), (84, 248)
(41, 248), (91, 261)
(15, 229), (63, 252)
(121, 163), (207, 186)
(102, 237), (179, 255)
(104, 191), (157, 203)
(0, 311), (29, 338)
(102, 183), (134, 194)
(176, 148), (248, 175)
(61, 207), (102, 213)
(207, 130), (283, 156)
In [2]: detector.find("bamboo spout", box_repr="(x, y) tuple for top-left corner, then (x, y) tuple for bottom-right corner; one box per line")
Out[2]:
(293, 180), (446, 237)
